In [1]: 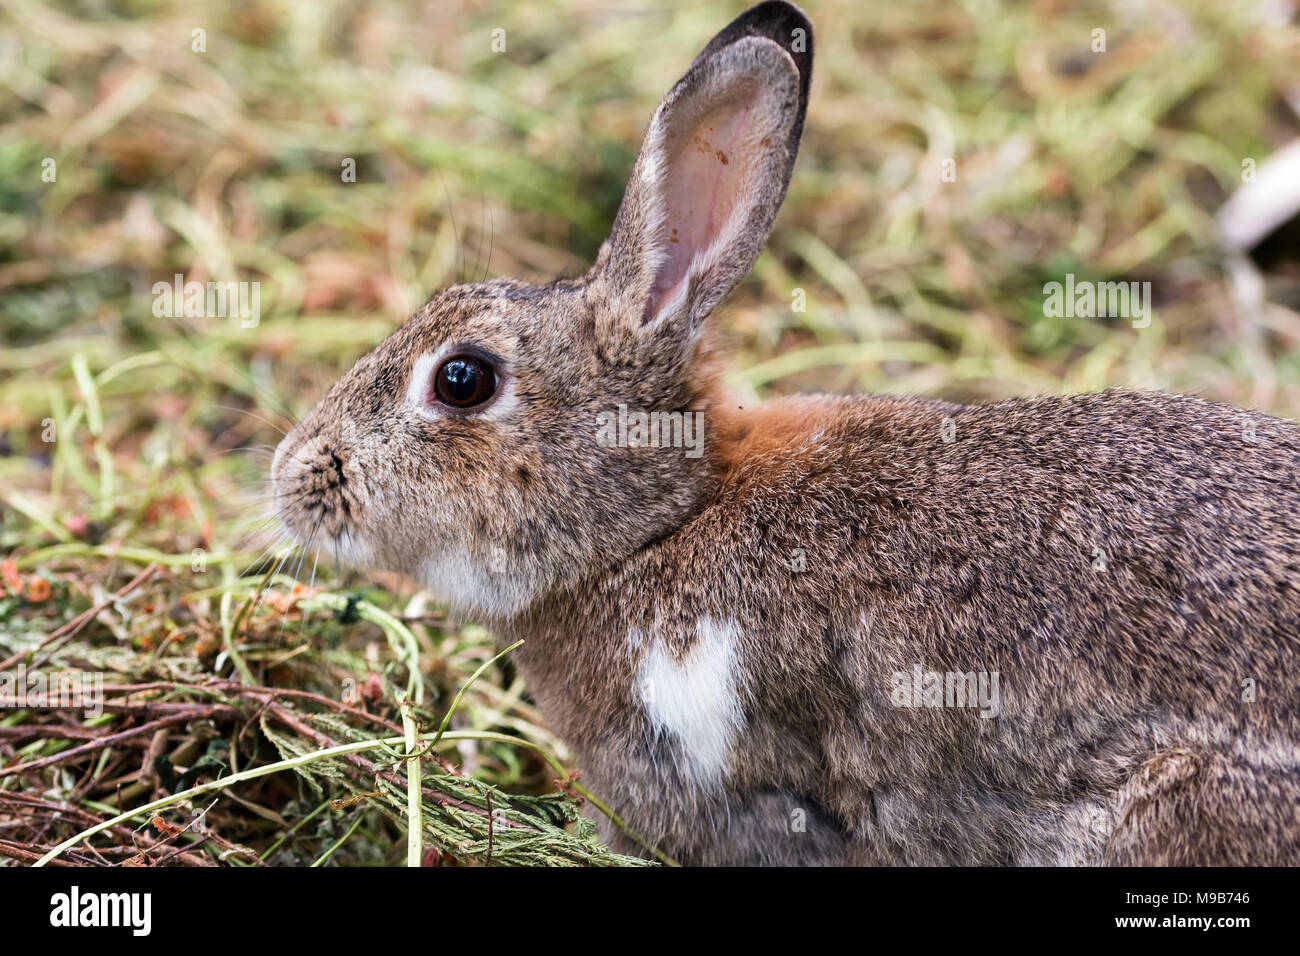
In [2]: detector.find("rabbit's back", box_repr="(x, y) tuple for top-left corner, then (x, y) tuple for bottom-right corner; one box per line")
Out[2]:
(706, 387), (1300, 682)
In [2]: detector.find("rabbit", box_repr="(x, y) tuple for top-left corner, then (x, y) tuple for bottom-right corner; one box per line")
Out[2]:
(272, 0), (1300, 866)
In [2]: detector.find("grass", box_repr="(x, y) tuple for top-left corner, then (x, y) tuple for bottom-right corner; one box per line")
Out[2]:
(1, 0), (1298, 865)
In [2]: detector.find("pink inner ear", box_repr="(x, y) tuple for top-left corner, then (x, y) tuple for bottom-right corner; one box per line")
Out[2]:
(643, 91), (761, 325)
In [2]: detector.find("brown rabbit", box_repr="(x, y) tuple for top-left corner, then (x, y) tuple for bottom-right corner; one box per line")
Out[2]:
(273, 1), (1300, 865)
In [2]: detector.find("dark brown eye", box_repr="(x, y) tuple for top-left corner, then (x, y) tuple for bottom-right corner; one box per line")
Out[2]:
(433, 355), (498, 409)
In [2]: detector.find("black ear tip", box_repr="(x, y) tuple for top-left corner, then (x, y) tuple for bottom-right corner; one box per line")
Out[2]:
(743, 0), (814, 39)
(694, 2), (814, 98)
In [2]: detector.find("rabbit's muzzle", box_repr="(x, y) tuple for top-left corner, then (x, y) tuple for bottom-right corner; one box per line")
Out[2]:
(272, 430), (368, 549)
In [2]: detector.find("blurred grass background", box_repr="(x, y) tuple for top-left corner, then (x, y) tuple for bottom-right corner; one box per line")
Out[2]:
(1, 0), (1299, 865)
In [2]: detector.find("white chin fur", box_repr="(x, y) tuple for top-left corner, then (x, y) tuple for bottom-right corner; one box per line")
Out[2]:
(416, 553), (536, 620)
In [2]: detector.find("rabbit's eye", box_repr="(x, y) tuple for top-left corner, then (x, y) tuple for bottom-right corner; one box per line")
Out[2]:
(433, 355), (498, 409)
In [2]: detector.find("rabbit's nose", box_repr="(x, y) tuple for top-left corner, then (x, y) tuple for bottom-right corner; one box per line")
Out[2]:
(273, 431), (364, 542)
(278, 434), (338, 490)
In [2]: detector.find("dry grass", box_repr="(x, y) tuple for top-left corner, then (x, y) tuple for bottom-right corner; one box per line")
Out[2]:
(1, 0), (1298, 865)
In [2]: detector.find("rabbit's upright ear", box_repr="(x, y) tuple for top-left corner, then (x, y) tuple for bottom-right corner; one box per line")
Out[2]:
(594, 1), (812, 341)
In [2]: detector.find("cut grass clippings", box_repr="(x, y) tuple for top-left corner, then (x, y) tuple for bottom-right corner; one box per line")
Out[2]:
(2, 0), (1299, 866)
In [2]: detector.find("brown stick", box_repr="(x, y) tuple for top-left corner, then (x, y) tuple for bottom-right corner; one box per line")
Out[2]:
(0, 699), (245, 721)
(0, 724), (107, 742)
(0, 839), (78, 866)
(0, 714), (196, 777)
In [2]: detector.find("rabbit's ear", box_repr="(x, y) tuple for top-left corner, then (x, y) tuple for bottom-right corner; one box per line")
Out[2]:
(595, 1), (812, 340)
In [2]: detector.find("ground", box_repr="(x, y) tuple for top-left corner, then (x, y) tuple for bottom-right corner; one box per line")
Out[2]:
(1, 0), (1297, 866)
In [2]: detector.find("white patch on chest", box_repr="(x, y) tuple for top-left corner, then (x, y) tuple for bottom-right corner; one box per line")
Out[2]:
(636, 617), (745, 786)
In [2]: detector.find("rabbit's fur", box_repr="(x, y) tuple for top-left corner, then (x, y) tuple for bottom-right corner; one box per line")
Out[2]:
(274, 1), (1300, 865)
